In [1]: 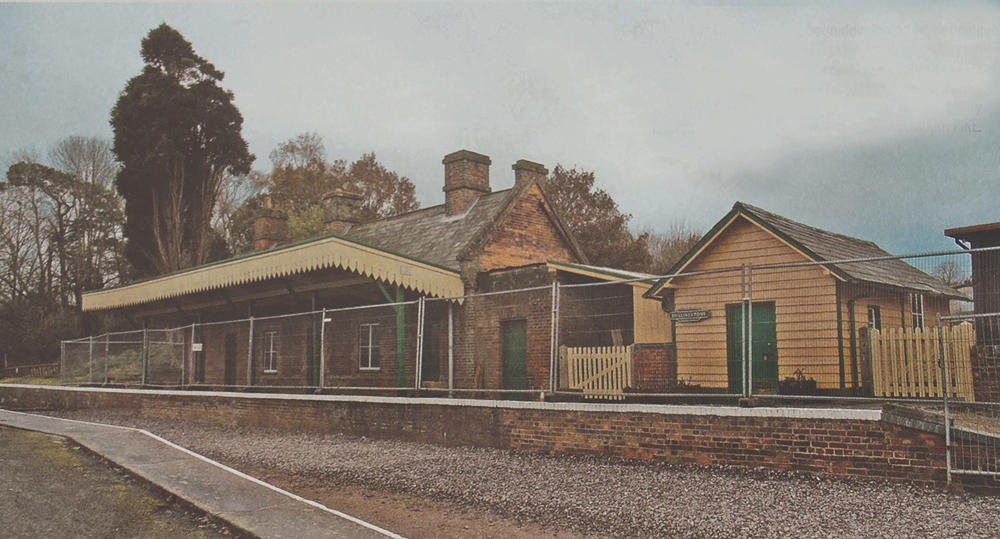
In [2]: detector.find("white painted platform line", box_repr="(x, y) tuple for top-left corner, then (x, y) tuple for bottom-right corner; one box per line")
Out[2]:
(0, 410), (407, 539)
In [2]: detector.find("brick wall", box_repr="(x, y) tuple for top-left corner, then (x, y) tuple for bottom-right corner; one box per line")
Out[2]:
(477, 184), (579, 272)
(4, 385), (995, 490)
(971, 347), (1000, 403)
(632, 343), (676, 392)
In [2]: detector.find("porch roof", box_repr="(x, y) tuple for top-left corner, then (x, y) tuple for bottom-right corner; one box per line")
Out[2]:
(81, 233), (465, 312)
(547, 260), (658, 288)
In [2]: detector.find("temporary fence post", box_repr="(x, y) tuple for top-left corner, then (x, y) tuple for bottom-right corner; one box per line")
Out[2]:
(448, 301), (454, 397)
(104, 333), (109, 384)
(188, 323), (196, 387)
(741, 264), (749, 398)
(747, 265), (754, 398)
(938, 319), (953, 485)
(247, 317), (255, 388)
(549, 281), (558, 394)
(319, 309), (327, 390)
(88, 336), (94, 384)
(180, 325), (189, 386)
(141, 327), (149, 386)
(60, 341), (66, 385)
(415, 297), (426, 390)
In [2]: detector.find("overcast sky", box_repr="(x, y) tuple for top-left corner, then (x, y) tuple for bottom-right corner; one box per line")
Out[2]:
(2, 2), (998, 256)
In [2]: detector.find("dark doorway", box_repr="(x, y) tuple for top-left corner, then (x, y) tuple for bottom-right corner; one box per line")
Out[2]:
(224, 333), (238, 389)
(422, 321), (442, 384)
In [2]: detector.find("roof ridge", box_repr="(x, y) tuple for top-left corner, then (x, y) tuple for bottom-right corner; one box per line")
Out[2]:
(351, 187), (514, 229)
(736, 201), (881, 250)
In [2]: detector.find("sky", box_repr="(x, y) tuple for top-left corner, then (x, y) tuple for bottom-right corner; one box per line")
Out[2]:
(2, 1), (999, 256)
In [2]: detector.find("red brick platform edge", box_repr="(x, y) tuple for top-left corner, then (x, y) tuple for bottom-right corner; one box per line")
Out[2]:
(1, 385), (996, 491)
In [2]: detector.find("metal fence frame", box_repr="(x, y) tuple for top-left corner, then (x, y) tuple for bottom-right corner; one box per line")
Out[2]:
(54, 247), (996, 405)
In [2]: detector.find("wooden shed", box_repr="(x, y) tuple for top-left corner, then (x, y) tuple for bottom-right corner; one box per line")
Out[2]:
(646, 202), (965, 394)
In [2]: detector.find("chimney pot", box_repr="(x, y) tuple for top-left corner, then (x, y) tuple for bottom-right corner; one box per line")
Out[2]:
(323, 188), (364, 234)
(443, 150), (491, 216)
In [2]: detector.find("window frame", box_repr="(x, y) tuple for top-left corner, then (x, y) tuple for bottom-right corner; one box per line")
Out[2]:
(359, 322), (381, 371)
(910, 293), (925, 329)
(262, 330), (278, 373)
(867, 305), (882, 331)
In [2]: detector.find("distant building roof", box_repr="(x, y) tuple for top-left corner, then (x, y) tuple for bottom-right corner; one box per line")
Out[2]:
(945, 221), (1000, 243)
(648, 202), (965, 299)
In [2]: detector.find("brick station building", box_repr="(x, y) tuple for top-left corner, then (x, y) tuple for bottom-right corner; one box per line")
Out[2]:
(81, 150), (606, 393)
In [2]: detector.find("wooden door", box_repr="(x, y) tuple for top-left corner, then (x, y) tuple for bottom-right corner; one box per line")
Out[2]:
(501, 319), (528, 394)
(727, 302), (778, 393)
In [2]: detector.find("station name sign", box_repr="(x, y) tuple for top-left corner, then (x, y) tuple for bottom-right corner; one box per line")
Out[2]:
(669, 308), (711, 323)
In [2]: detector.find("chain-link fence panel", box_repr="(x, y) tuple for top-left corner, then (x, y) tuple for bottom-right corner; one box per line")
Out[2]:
(557, 280), (642, 399)
(103, 330), (145, 386)
(60, 337), (94, 385)
(144, 328), (188, 387)
(660, 266), (747, 396)
(321, 300), (420, 392)
(941, 312), (1000, 478)
(433, 284), (554, 399)
(249, 311), (323, 391)
(748, 251), (970, 400)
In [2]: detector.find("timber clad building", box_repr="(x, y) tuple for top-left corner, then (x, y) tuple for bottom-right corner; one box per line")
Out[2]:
(82, 150), (589, 392)
(646, 202), (964, 394)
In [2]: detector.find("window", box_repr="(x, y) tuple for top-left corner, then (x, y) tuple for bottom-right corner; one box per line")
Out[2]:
(910, 294), (925, 329)
(359, 323), (380, 370)
(263, 331), (278, 373)
(867, 305), (882, 331)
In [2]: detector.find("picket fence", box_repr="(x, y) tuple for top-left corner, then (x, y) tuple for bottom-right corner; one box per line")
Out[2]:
(869, 324), (975, 401)
(563, 345), (633, 400)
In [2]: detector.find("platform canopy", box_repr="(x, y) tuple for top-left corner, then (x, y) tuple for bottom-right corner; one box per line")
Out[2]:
(82, 234), (465, 313)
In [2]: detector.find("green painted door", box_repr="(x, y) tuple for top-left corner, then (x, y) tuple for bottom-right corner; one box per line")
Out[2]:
(501, 319), (528, 395)
(726, 302), (778, 394)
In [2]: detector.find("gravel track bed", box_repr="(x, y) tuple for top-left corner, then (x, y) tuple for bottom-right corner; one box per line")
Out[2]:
(47, 411), (1000, 539)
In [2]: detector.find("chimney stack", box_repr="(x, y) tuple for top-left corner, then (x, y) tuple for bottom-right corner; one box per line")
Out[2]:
(323, 188), (364, 234)
(512, 159), (548, 186)
(253, 195), (288, 251)
(443, 150), (491, 216)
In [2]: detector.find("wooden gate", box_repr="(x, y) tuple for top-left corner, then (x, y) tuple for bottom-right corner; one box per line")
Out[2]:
(869, 324), (975, 401)
(563, 345), (633, 400)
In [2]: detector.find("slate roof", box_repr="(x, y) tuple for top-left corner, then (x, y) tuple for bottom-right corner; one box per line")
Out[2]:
(650, 202), (964, 299)
(736, 203), (962, 297)
(347, 188), (512, 270)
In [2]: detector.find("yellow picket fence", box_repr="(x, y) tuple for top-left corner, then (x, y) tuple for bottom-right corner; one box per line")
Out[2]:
(869, 324), (975, 401)
(564, 345), (633, 400)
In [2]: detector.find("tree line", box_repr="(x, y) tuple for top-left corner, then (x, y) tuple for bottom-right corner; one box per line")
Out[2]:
(0, 24), (698, 367)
